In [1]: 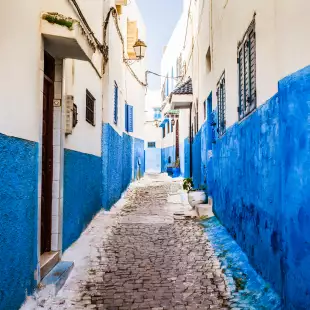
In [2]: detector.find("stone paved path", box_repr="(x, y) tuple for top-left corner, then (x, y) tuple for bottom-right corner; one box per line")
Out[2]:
(23, 175), (231, 310)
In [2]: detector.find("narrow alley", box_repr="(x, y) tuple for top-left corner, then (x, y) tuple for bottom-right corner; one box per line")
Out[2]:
(23, 175), (280, 310)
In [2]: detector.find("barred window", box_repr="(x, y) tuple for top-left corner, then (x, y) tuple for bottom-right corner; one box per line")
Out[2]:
(238, 19), (256, 120)
(217, 72), (226, 136)
(86, 90), (95, 126)
(148, 142), (156, 148)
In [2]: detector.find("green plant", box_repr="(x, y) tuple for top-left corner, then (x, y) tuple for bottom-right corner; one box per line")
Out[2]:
(183, 178), (194, 192)
(42, 13), (76, 30)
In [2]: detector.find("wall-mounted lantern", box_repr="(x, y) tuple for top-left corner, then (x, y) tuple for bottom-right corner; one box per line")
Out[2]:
(133, 39), (147, 60)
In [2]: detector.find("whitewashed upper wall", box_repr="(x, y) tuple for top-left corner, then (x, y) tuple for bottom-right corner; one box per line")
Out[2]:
(64, 59), (102, 156)
(103, 0), (146, 139)
(0, 0), (42, 141)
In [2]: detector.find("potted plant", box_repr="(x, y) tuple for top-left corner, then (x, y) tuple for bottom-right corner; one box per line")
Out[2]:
(183, 178), (207, 208)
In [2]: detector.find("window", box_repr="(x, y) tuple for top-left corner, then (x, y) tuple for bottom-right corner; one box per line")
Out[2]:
(204, 100), (206, 120)
(167, 121), (170, 134)
(217, 72), (226, 136)
(114, 81), (118, 124)
(162, 126), (165, 138)
(148, 142), (156, 148)
(125, 103), (133, 132)
(238, 19), (256, 120)
(171, 121), (173, 133)
(73, 103), (78, 128)
(153, 108), (161, 120)
(86, 89), (95, 126)
(206, 47), (211, 73)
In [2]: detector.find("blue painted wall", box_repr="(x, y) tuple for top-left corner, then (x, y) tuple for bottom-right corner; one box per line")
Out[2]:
(102, 123), (144, 210)
(63, 149), (101, 251)
(211, 66), (310, 309)
(122, 133), (133, 192)
(161, 145), (175, 173)
(192, 130), (202, 188)
(278, 67), (310, 309)
(0, 134), (38, 310)
(134, 138), (145, 179)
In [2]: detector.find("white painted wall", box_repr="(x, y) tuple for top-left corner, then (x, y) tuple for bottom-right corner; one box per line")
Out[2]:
(103, 0), (146, 140)
(64, 59), (103, 156)
(0, 0), (42, 141)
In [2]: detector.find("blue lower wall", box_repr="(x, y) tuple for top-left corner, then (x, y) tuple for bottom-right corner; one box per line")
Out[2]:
(161, 145), (175, 173)
(134, 138), (145, 179)
(0, 134), (38, 310)
(210, 65), (310, 309)
(102, 123), (144, 210)
(192, 130), (202, 188)
(63, 149), (101, 251)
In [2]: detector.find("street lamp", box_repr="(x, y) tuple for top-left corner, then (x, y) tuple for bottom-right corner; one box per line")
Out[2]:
(133, 39), (147, 59)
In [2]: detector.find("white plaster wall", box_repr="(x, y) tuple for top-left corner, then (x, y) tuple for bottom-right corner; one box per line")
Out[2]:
(64, 59), (102, 156)
(143, 122), (162, 149)
(275, 0), (310, 81)
(0, 0), (42, 141)
(210, 0), (278, 127)
(103, 0), (146, 140)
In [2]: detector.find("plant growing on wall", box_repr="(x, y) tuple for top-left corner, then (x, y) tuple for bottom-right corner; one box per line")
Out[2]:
(42, 13), (77, 30)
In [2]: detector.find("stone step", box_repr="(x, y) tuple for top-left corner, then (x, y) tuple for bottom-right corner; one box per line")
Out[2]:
(196, 204), (214, 218)
(41, 261), (74, 295)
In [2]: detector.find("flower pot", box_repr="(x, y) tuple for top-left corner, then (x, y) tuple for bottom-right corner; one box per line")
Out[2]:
(188, 191), (206, 208)
(172, 167), (180, 178)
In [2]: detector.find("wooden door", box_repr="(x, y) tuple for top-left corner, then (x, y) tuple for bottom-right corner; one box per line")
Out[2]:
(41, 52), (54, 254)
(175, 120), (179, 159)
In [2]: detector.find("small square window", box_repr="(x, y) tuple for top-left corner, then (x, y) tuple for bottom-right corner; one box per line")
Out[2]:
(86, 90), (95, 126)
(148, 142), (156, 148)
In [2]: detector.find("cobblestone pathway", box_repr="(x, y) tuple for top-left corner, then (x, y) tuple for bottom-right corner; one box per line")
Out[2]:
(24, 176), (231, 310)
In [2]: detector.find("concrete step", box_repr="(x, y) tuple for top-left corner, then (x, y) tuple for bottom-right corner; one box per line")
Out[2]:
(40, 251), (60, 279)
(196, 204), (214, 219)
(41, 261), (74, 295)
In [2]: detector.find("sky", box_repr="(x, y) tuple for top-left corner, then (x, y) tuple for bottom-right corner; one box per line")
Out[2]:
(136, 0), (183, 91)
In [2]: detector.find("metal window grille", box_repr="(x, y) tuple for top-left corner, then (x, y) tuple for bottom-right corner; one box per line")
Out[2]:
(114, 81), (118, 124)
(217, 72), (226, 136)
(86, 90), (95, 126)
(73, 103), (78, 128)
(238, 20), (256, 120)
(148, 142), (156, 148)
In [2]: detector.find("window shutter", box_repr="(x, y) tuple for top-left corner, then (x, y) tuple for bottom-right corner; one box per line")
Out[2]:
(217, 73), (226, 136)
(125, 103), (128, 132)
(249, 30), (256, 111)
(114, 82), (118, 124)
(244, 39), (250, 115)
(238, 47), (245, 120)
(127, 20), (138, 59)
(128, 105), (133, 132)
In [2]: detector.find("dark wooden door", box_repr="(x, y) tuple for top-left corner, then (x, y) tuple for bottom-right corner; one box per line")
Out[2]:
(176, 120), (179, 159)
(41, 52), (54, 254)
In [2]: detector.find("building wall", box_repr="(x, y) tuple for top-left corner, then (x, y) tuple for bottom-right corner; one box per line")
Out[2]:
(101, 0), (146, 209)
(0, 1), (42, 308)
(213, 66), (310, 308)
(164, 0), (310, 308)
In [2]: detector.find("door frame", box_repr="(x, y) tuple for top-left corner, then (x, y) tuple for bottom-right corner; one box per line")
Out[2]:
(36, 47), (65, 281)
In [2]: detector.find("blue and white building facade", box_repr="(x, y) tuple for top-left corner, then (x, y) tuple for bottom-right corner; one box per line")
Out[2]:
(144, 90), (162, 173)
(0, 0), (146, 309)
(164, 0), (310, 308)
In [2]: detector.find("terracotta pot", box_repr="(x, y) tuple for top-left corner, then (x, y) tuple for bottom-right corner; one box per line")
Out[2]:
(188, 191), (206, 208)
